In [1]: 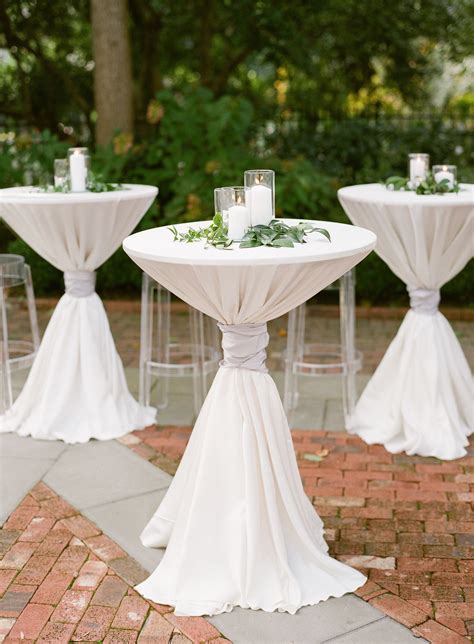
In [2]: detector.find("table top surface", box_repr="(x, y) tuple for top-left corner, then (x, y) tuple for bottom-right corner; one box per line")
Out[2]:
(0, 184), (158, 205)
(338, 183), (474, 207)
(123, 218), (376, 267)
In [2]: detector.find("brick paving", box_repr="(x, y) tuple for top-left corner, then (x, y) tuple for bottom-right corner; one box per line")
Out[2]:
(4, 299), (474, 641)
(122, 426), (474, 643)
(0, 482), (227, 643)
(10, 298), (474, 373)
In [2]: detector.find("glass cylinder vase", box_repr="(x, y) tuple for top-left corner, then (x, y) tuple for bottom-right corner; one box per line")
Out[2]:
(215, 186), (250, 241)
(408, 153), (430, 188)
(54, 159), (69, 190)
(244, 169), (275, 226)
(432, 165), (457, 189)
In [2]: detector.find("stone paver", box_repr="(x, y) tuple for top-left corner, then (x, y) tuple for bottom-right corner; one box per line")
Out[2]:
(326, 616), (423, 643)
(0, 483), (223, 643)
(210, 596), (385, 643)
(84, 489), (167, 571)
(43, 440), (171, 511)
(127, 425), (474, 642)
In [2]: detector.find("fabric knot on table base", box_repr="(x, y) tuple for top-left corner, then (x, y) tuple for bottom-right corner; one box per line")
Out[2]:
(64, 270), (96, 297)
(407, 286), (440, 315)
(217, 322), (269, 373)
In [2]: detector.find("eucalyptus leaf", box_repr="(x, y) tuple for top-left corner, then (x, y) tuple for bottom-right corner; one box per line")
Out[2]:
(312, 228), (332, 242)
(384, 174), (460, 195)
(273, 237), (295, 247)
(169, 218), (331, 250)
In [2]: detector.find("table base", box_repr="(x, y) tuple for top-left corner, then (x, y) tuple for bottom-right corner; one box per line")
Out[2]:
(136, 367), (366, 616)
(348, 310), (473, 460)
(0, 292), (155, 443)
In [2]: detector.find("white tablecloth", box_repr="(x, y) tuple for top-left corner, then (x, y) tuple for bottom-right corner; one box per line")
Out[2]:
(123, 219), (376, 616)
(0, 185), (158, 443)
(338, 184), (474, 460)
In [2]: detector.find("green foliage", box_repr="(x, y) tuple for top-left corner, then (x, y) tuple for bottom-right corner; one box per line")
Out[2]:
(1, 89), (473, 304)
(169, 213), (232, 249)
(239, 220), (330, 248)
(384, 175), (460, 194)
(168, 215), (331, 250)
(277, 117), (474, 186)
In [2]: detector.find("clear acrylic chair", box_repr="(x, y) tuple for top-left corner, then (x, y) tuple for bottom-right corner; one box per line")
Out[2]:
(283, 269), (362, 428)
(139, 272), (221, 418)
(0, 254), (40, 414)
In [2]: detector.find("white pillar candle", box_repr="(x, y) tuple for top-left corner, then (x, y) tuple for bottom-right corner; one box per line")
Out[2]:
(409, 158), (427, 185)
(227, 204), (249, 241)
(249, 184), (273, 226)
(69, 151), (87, 192)
(434, 167), (455, 188)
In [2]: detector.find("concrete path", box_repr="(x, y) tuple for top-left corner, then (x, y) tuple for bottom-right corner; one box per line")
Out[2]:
(1, 432), (425, 643)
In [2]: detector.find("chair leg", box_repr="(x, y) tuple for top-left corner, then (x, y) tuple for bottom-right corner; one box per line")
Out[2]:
(294, 302), (306, 408)
(340, 269), (357, 427)
(0, 286), (13, 413)
(25, 264), (40, 351)
(154, 281), (171, 410)
(139, 272), (150, 408)
(189, 307), (205, 415)
(284, 306), (297, 414)
(284, 302), (306, 414)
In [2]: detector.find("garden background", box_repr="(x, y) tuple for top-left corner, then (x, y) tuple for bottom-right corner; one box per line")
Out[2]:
(0, 0), (473, 304)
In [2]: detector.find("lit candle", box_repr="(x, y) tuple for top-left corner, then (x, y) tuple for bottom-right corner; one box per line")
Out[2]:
(408, 153), (429, 187)
(227, 196), (249, 241)
(69, 150), (87, 192)
(433, 165), (455, 189)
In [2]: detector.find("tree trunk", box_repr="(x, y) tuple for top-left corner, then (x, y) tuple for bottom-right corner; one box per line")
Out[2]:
(91, 0), (134, 146)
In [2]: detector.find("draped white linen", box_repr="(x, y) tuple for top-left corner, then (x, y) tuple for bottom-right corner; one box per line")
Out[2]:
(0, 185), (158, 443)
(123, 220), (376, 616)
(338, 184), (474, 460)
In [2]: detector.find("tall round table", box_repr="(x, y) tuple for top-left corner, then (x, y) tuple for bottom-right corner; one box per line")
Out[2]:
(0, 185), (158, 443)
(123, 218), (376, 617)
(338, 183), (474, 460)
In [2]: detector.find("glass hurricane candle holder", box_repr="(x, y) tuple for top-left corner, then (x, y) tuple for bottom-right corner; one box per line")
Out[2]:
(214, 187), (226, 219)
(432, 164), (457, 189)
(215, 186), (250, 241)
(67, 147), (90, 192)
(244, 169), (275, 226)
(54, 159), (69, 190)
(408, 153), (430, 188)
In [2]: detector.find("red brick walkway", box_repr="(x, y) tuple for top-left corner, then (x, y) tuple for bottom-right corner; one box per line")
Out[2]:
(122, 426), (474, 644)
(0, 482), (227, 643)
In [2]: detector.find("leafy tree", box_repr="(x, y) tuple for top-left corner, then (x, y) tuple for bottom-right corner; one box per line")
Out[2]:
(1, 0), (473, 135)
(0, 0), (91, 133)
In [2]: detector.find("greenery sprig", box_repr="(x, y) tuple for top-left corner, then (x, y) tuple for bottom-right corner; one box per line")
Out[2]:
(384, 175), (460, 195)
(240, 219), (331, 248)
(169, 214), (331, 250)
(169, 213), (232, 249)
(87, 172), (126, 192)
(36, 172), (126, 193)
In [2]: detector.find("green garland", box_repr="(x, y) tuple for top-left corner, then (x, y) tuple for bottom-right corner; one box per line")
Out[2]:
(169, 214), (232, 249)
(169, 214), (331, 250)
(384, 174), (460, 195)
(37, 172), (126, 193)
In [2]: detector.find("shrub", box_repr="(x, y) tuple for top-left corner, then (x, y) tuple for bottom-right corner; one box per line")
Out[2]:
(1, 93), (472, 304)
